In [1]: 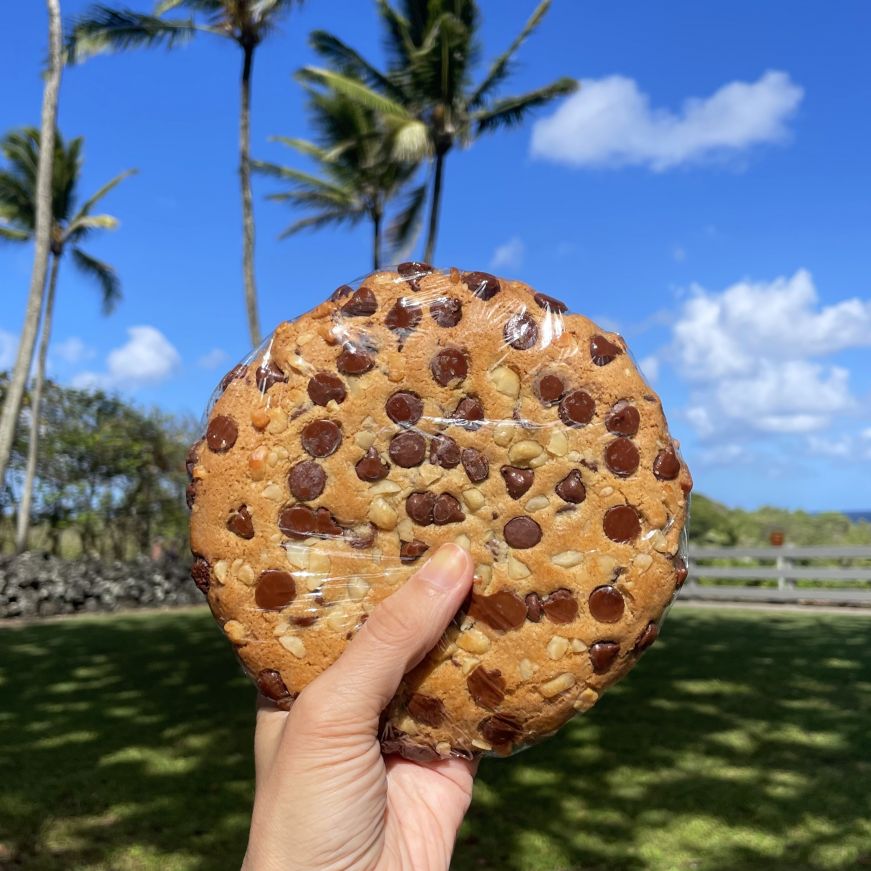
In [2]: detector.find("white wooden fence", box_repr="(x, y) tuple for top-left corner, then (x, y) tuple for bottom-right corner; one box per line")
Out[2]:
(682, 545), (871, 606)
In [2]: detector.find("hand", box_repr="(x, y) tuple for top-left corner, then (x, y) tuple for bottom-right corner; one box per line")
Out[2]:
(242, 543), (476, 871)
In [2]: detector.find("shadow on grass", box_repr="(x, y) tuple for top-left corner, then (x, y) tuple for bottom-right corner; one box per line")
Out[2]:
(0, 608), (869, 870)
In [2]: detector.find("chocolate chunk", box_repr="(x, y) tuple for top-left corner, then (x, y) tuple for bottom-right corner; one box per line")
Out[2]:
(307, 372), (346, 406)
(337, 345), (375, 375)
(430, 296), (463, 327)
(634, 621), (659, 652)
(525, 592), (543, 622)
(555, 469), (586, 503)
(340, 286), (377, 316)
(603, 505), (642, 542)
(462, 271), (501, 300)
(255, 360), (287, 392)
(255, 569), (296, 610)
(674, 556), (688, 589)
(533, 292), (568, 313)
(504, 312), (538, 350)
(590, 641), (620, 673)
(348, 521), (377, 549)
(653, 446), (681, 480)
(206, 415), (238, 452)
(385, 298), (422, 333)
(355, 447), (390, 481)
(292, 612), (318, 628)
(406, 491), (436, 525)
(606, 400), (640, 436)
(433, 493), (464, 525)
(397, 260), (433, 293)
(219, 363), (246, 392)
(559, 390), (595, 427)
(468, 590), (527, 631)
(534, 373), (565, 405)
(542, 589), (578, 623)
(588, 585), (625, 623)
(278, 504), (343, 540)
(389, 431), (426, 467)
(430, 347), (469, 386)
(462, 447), (489, 482)
(500, 466), (534, 499)
(185, 444), (199, 479)
(478, 714), (523, 747)
(467, 666), (506, 709)
(590, 334), (622, 366)
(407, 692), (446, 727)
(190, 557), (210, 595)
(430, 434), (461, 468)
(227, 505), (254, 539)
(256, 668), (292, 701)
(185, 482), (198, 509)
(329, 284), (353, 301)
(400, 539), (429, 564)
(604, 438), (640, 477)
(503, 516), (542, 549)
(385, 390), (423, 425)
(289, 461), (326, 501)
(301, 419), (342, 457)
(451, 396), (485, 429)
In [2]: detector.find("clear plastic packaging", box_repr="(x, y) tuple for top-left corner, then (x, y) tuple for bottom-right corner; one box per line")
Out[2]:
(187, 264), (692, 759)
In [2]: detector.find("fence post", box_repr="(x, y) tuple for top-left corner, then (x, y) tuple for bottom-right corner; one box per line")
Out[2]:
(776, 548), (794, 590)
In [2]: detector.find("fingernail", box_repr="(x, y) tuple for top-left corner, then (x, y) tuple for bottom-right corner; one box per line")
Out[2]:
(417, 543), (470, 591)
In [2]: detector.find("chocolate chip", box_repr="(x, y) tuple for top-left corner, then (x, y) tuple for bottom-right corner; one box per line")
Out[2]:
(674, 556), (688, 589)
(504, 312), (538, 350)
(604, 438), (640, 477)
(559, 390), (594, 427)
(580, 458), (599, 472)
(337, 345), (374, 375)
(430, 296), (463, 327)
(407, 692), (446, 727)
(542, 589), (578, 623)
(206, 415), (238, 452)
(606, 400), (640, 436)
(278, 504), (343, 539)
(329, 284), (353, 301)
(400, 539), (429, 564)
(525, 592), (543, 622)
(467, 666), (506, 709)
(307, 372), (346, 406)
(256, 668), (292, 701)
(433, 493), (464, 525)
(653, 446), (681, 480)
(500, 466), (534, 499)
(603, 505), (642, 543)
(255, 360), (287, 392)
(385, 390), (423, 425)
(389, 431), (426, 467)
(385, 298), (422, 333)
(348, 521), (377, 549)
(590, 641), (620, 673)
(255, 569), (296, 610)
(190, 557), (210, 594)
(219, 363), (247, 392)
(451, 396), (485, 429)
(430, 434), (461, 468)
(430, 347), (469, 386)
(340, 286), (377, 316)
(588, 585), (625, 623)
(292, 612), (318, 628)
(227, 505), (254, 539)
(185, 444), (199, 479)
(555, 469), (586, 503)
(461, 448), (489, 482)
(355, 447), (390, 481)
(185, 482), (198, 509)
(503, 516), (542, 549)
(462, 271), (501, 300)
(397, 261), (433, 293)
(533, 292), (568, 313)
(289, 461), (326, 501)
(406, 491), (436, 525)
(534, 373), (566, 405)
(634, 621), (659, 652)
(468, 590), (527, 631)
(478, 714), (523, 747)
(301, 419), (342, 457)
(590, 334), (622, 366)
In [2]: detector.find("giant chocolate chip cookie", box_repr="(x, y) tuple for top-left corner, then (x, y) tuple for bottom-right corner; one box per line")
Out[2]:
(187, 264), (692, 759)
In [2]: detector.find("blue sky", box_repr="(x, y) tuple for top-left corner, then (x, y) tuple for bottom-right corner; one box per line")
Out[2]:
(2, 0), (870, 511)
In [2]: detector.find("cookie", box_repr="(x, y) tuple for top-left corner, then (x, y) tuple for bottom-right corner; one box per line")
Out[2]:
(187, 264), (692, 759)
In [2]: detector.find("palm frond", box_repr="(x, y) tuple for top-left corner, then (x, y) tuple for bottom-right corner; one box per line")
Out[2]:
(252, 160), (348, 195)
(71, 247), (122, 313)
(0, 223), (30, 243)
(297, 67), (412, 120)
(268, 136), (331, 160)
(70, 168), (136, 223)
(386, 180), (426, 252)
(474, 77), (578, 134)
(392, 119), (430, 161)
(277, 209), (361, 240)
(66, 214), (120, 243)
(376, 0), (414, 70)
(309, 31), (403, 100)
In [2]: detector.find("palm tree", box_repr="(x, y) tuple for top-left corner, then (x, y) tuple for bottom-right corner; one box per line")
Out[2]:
(0, 128), (133, 553)
(0, 0), (63, 503)
(300, 0), (578, 263)
(254, 84), (425, 269)
(66, 0), (304, 347)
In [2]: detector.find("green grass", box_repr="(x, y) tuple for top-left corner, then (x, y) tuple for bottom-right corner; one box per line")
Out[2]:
(1, 607), (869, 871)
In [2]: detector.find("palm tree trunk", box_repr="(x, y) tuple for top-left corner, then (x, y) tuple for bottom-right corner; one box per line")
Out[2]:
(239, 41), (261, 347)
(423, 151), (446, 264)
(15, 254), (59, 554)
(0, 0), (62, 487)
(373, 209), (382, 270)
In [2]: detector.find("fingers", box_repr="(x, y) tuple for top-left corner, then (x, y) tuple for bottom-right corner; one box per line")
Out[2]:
(253, 694), (290, 780)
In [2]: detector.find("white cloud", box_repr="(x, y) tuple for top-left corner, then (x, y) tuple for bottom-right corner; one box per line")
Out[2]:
(638, 354), (659, 382)
(531, 71), (803, 171)
(52, 337), (95, 365)
(73, 326), (181, 390)
(490, 237), (525, 270)
(0, 329), (17, 369)
(197, 348), (229, 370)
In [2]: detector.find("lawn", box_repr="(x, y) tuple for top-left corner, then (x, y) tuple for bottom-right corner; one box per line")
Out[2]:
(0, 606), (869, 871)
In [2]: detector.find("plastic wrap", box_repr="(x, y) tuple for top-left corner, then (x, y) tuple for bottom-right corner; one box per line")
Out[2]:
(186, 264), (692, 760)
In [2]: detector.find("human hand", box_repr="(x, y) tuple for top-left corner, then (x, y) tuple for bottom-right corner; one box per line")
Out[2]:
(242, 543), (476, 871)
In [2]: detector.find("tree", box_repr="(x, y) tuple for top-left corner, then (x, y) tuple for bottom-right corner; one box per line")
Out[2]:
(66, 0), (304, 347)
(300, 0), (577, 263)
(0, 128), (133, 553)
(0, 0), (63, 506)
